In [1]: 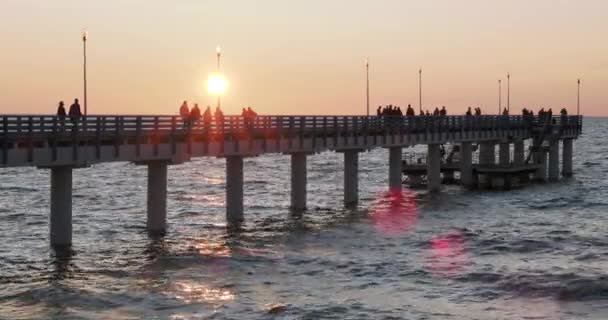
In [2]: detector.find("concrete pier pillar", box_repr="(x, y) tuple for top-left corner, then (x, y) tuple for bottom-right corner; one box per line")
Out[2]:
(478, 142), (496, 189)
(343, 150), (359, 207)
(479, 142), (496, 165)
(290, 153), (307, 211)
(562, 139), (573, 177)
(514, 140), (525, 166)
(548, 140), (560, 181)
(460, 142), (473, 188)
(147, 161), (168, 235)
(226, 156), (244, 224)
(388, 147), (402, 190)
(427, 144), (441, 192)
(535, 150), (547, 182)
(50, 166), (73, 247)
(499, 143), (510, 166)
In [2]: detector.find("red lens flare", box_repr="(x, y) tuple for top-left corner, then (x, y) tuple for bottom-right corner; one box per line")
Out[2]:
(426, 229), (469, 277)
(369, 187), (419, 236)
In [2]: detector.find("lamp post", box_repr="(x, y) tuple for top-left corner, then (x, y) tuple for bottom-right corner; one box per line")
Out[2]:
(82, 30), (88, 116)
(498, 79), (502, 115)
(507, 73), (510, 114)
(216, 46), (221, 109)
(418, 68), (422, 113)
(577, 78), (581, 116)
(365, 58), (370, 116)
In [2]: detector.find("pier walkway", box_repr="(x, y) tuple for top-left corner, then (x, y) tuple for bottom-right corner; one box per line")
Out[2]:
(0, 114), (582, 246)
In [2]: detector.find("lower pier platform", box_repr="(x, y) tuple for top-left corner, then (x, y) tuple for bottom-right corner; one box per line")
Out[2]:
(403, 162), (541, 190)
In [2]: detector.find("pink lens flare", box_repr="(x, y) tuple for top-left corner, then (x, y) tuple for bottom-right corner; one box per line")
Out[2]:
(427, 229), (470, 277)
(369, 187), (419, 236)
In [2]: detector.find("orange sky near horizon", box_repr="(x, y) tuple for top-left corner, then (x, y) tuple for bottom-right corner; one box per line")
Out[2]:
(0, 0), (606, 116)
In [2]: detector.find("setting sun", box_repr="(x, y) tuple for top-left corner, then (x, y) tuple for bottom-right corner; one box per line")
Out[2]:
(207, 74), (227, 95)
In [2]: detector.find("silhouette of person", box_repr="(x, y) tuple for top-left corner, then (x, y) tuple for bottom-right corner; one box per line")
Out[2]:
(180, 101), (190, 127)
(214, 106), (224, 133)
(57, 101), (66, 118)
(202, 106), (212, 135)
(190, 103), (201, 125)
(68, 98), (82, 125)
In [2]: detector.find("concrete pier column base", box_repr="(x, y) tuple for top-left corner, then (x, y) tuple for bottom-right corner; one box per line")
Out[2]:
(514, 140), (525, 166)
(479, 142), (496, 166)
(460, 142), (473, 188)
(478, 142), (496, 188)
(535, 151), (548, 182)
(499, 143), (510, 166)
(562, 139), (573, 177)
(50, 166), (73, 247)
(427, 144), (441, 193)
(290, 153), (307, 211)
(388, 147), (402, 191)
(226, 156), (244, 225)
(343, 150), (359, 207)
(147, 161), (168, 235)
(548, 140), (560, 181)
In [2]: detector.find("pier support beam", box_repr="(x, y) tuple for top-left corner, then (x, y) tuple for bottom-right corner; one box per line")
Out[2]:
(499, 143), (510, 166)
(226, 156), (244, 225)
(427, 144), (441, 193)
(388, 147), (402, 191)
(147, 161), (168, 235)
(548, 140), (560, 182)
(478, 142), (496, 189)
(50, 166), (73, 247)
(343, 150), (359, 207)
(562, 139), (573, 177)
(514, 140), (525, 166)
(535, 150), (547, 182)
(460, 142), (473, 188)
(479, 142), (496, 165)
(290, 153), (307, 211)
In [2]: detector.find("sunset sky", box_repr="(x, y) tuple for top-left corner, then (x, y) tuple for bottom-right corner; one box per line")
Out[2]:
(1, 0), (606, 115)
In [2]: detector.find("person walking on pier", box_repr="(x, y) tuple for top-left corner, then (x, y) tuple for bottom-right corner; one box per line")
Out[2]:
(214, 106), (224, 135)
(440, 106), (447, 116)
(56, 101), (66, 119)
(203, 106), (212, 135)
(56, 101), (66, 131)
(68, 98), (82, 126)
(180, 101), (190, 128)
(190, 103), (201, 127)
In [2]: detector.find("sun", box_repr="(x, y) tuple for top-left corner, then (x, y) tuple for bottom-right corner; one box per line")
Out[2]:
(207, 74), (227, 95)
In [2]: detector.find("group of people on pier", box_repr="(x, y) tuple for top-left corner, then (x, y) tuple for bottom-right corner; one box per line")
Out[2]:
(377, 104), (450, 117)
(55, 99), (82, 124)
(176, 101), (258, 130)
(465, 107), (483, 116)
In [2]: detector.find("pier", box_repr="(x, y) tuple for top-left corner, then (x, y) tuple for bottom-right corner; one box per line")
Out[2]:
(0, 114), (582, 247)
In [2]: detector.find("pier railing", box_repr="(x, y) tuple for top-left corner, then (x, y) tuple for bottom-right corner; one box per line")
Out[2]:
(0, 114), (582, 145)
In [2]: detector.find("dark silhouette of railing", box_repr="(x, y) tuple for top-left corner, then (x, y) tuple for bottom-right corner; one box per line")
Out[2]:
(0, 114), (582, 163)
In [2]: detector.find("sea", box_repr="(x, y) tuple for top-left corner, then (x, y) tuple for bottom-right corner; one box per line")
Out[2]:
(0, 118), (606, 320)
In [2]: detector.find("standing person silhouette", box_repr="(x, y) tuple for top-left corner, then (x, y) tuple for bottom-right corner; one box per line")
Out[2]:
(179, 101), (190, 128)
(68, 98), (82, 126)
(56, 101), (66, 118)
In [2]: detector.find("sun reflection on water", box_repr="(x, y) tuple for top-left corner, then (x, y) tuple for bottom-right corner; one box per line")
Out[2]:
(193, 239), (232, 258)
(170, 280), (235, 304)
